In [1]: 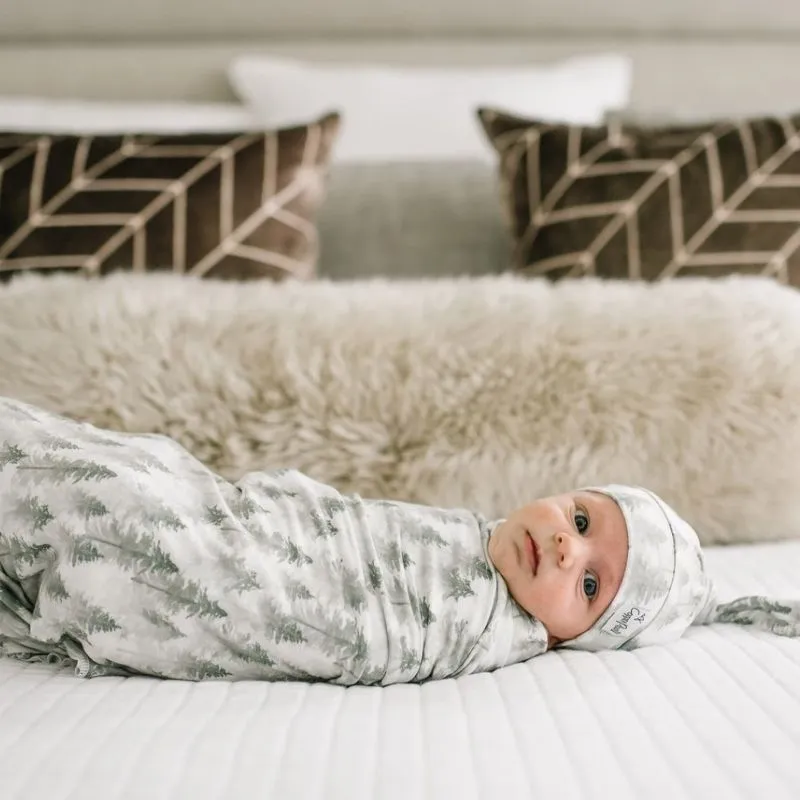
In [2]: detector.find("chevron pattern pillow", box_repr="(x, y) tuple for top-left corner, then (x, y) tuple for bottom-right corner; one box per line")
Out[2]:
(478, 107), (800, 285)
(0, 112), (339, 282)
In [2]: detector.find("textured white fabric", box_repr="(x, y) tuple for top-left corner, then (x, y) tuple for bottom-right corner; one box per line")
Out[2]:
(0, 96), (259, 134)
(228, 54), (632, 161)
(0, 540), (798, 800)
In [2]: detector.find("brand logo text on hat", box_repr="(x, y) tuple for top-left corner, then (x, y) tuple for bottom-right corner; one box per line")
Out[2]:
(602, 605), (650, 638)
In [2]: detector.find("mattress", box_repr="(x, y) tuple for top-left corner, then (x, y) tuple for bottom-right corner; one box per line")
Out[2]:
(0, 541), (798, 800)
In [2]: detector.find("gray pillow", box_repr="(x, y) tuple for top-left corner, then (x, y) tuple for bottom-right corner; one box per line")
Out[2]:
(317, 161), (511, 279)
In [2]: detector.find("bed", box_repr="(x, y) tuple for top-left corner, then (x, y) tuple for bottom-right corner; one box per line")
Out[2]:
(0, 540), (798, 800)
(2, 1), (800, 798)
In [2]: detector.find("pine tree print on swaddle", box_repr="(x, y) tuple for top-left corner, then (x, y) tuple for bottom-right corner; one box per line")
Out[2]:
(0, 397), (547, 683)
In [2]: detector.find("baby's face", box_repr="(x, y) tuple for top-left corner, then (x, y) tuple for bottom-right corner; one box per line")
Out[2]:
(488, 490), (628, 646)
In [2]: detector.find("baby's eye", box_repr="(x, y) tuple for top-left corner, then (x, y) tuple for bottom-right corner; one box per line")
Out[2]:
(574, 508), (590, 535)
(583, 572), (598, 600)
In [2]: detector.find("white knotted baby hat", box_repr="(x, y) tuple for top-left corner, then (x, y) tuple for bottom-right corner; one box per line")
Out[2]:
(563, 485), (800, 651)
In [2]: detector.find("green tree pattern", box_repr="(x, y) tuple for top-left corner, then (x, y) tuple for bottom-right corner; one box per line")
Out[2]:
(0, 443), (26, 470)
(180, 657), (230, 680)
(41, 436), (80, 452)
(19, 457), (117, 484)
(286, 581), (314, 601)
(0, 398), (548, 684)
(71, 537), (103, 565)
(75, 492), (109, 520)
(144, 503), (186, 531)
(419, 597), (436, 627)
(268, 617), (307, 645)
(87, 523), (180, 576)
(410, 524), (450, 549)
(70, 597), (121, 635)
(143, 609), (186, 640)
(127, 452), (172, 474)
(214, 550), (261, 593)
(445, 570), (476, 600)
(308, 510), (339, 538)
(338, 564), (366, 611)
(42, 570), (70, 601)
(367, 561), (382, 591)
(205, 505), (231, 528)
(131, 573), (228, 620)
(228, 492), (262, 520)
(7, 536), (51, 568)
(220, 629), (276, 667)
(465, 556), (493, 581)
(272, 534), (313, 567)
(14, 496), (55, 532)
(399, 637), (418, 673)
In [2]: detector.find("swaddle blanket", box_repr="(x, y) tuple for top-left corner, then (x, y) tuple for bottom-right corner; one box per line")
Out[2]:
(0, 397), (546, 684)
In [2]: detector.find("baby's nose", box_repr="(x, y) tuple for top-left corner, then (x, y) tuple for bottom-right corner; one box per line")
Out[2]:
(555, 531), (582, 568)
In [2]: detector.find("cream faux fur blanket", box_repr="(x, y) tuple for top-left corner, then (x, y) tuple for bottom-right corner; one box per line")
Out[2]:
(0, 272), (798, 547)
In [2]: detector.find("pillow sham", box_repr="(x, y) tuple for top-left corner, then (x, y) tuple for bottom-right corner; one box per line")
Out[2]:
(479, 107), (800, 284)
(0, 112), (340, 281)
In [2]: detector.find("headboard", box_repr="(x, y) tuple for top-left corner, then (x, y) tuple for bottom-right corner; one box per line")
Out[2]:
(3, 0), (800, 119)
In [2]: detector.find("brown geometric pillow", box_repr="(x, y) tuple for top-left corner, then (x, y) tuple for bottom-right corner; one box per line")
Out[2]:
(478, 107), (800, 285)
(0, 112), (340, 282)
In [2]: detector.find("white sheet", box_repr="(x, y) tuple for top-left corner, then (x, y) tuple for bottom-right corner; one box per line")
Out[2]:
(0, 541), (798, 800)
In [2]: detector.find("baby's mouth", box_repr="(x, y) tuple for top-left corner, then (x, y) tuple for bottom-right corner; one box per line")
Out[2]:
(526, 533), (539, 576)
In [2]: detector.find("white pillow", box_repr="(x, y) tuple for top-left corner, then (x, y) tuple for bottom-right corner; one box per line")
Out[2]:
(228, 54), (632, 163)
(0, 97), (261, 134)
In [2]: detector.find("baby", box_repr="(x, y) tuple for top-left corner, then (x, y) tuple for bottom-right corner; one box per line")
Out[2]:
(0, 396), (796, 683)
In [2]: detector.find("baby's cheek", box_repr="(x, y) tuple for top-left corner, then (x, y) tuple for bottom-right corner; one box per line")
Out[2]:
(531, 575), (573, 625)
(510, 581), (542, 619)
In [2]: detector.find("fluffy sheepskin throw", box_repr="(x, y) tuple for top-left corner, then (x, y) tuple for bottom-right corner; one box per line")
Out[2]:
(0, 272), (798, 547)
